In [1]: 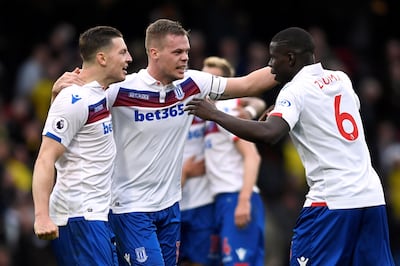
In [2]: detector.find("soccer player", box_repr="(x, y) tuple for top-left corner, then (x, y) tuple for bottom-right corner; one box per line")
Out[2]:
(202, 56), (266, 265)
(32, 26), (132, 265)
(185, 27), (395, 265)
(52, 19), (277, 266)
(179, 56), (266, 266)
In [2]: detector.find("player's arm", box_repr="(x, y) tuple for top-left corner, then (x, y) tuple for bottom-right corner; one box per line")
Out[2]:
(236, 97), (267, 120)
(220, 67), (279, 99)
(32, 136), (65, 240)
(51, 68), (84, 103)
(181, 156), (205, 187)
(185, 98), (289, 144)
(234, 139), (260, 228)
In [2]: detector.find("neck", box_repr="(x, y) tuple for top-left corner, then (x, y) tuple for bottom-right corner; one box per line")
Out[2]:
(79, 68), (106, 89)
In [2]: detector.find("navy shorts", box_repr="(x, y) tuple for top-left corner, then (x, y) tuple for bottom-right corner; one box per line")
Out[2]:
(109, 202), (181, 266)
(51, 217), (118, 266)
(290, 204), (395, 265)
(180, 203), (220, 265)
(215, 192), (265, 266)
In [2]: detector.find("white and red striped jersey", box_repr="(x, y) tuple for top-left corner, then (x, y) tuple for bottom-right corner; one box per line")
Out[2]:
(43, 81), (115, 226)
(205, 99), (259, 196)
(269, 63), (385, 209)
(180, 116), (214, 211)
(107, 69), (227, 213)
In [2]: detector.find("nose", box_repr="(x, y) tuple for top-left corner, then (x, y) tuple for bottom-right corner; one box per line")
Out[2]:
(182, 51), (189, 61)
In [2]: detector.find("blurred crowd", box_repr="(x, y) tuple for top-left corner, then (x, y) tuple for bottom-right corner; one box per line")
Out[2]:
(0, 1), (400, 265)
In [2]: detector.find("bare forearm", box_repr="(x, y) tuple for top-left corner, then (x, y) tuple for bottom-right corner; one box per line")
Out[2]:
(32, 158), (55, 217)
(239, 147), (260, 201)
(222, 67), (278, 99)
(213, 111), (269, 143)
(185, 98), (288, 144)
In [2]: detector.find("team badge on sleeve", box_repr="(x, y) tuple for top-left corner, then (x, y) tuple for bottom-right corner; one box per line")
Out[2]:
(52, 117), (68, 133)
(277, 99), (291, 107)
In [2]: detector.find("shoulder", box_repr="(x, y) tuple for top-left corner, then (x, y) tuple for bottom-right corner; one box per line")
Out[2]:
(184, 69), (213, 80)
(123, 72), (139, 82)
(56, 84), (83, 102)
(53, 84), (91, 111)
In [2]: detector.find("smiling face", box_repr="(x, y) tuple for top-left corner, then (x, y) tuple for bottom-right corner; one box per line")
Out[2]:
(105, 37), (132, 85)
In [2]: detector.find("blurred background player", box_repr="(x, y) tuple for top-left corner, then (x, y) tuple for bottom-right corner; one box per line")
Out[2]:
(179, 56), (266, 266)
(202, 56), (266, 265)
(180, 56), (265, 265)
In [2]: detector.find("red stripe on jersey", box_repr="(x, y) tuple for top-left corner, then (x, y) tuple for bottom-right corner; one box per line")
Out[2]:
(87, 98), (110, 124)
(205, 121), (219, 135)
(113, 77), (201, 108)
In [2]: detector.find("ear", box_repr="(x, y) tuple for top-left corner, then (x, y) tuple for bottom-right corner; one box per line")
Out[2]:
(149, 47), (159, 59)
(96, 52), (107, 66)
(288, 52), (296, 66)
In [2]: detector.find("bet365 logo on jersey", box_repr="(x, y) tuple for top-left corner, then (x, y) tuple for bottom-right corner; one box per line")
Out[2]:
(103, 122), (113, 134)
(134, 104), (185, 121)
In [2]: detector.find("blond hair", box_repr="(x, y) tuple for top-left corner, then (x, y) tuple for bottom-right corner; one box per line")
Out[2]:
(202, 56), (235, 77)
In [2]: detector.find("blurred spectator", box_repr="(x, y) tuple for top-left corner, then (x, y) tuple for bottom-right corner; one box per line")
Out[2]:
(5, 97), (35, 147)
(29, 59), (65, 123)
(383, 38), (400, 127)
(187, 30), (207, 70)
(126, 37), (146, 73)
(0, 244), (11, 266)
(218, 36), (246, 75)
(244, 40), (269, 73)
(148, 1), (183, 23)
(47, 22), (80, 72)
(381, 141), (400, 265)
(378, 120), (400, 176)
(357, 76), (385, 171)
(14, 43), (51, 98)
(308, 26), (348, 72)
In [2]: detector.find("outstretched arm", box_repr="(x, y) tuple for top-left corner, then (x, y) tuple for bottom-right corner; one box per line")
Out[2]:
(220, 67), (279, 99)
(185, 98), (289, 144)
(181, 156), (205, 187)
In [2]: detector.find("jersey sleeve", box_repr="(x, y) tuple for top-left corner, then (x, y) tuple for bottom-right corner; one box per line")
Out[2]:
(185, 70), (228, 100)
(216, 99), (241, 141)
(269, 84), (303, 130)
(42, 86), (88, 147)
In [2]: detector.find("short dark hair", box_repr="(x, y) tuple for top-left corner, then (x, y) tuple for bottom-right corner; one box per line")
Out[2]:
(79, 26), (123, 62)
(271, 27), (315, 54)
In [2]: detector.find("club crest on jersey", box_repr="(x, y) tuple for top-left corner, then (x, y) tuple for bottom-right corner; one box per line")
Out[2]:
(52, 117), (68, 133)
(174, 85), (185, 100)
(135, 247), (148, 263)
